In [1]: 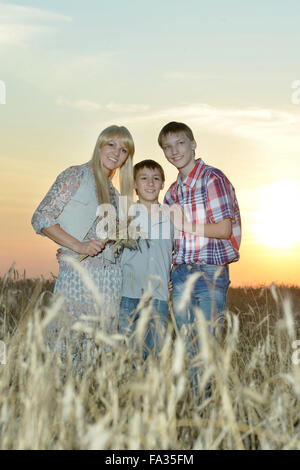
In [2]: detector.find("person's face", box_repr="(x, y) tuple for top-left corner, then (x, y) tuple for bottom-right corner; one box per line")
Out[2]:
(100, 137), (129, 175)
(134, 167), (164, 204)
(160, 131), (196, 176)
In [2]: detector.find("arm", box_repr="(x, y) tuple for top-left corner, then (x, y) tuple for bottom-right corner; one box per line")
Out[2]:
(42, 224), (104, 256)
(165, 204), (232, 239)
(206, 170), (235, 238)
(189, 218), (232, 239)
(202, 218), (232, 239)
(32, 165), (104, 256)
(32, 166), (82, 236)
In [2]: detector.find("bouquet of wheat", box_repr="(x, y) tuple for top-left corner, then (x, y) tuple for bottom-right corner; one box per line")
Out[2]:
(77, 214), (148, 262)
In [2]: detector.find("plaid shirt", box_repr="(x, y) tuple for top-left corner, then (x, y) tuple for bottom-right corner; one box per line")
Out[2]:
(164, 158), (241, 265)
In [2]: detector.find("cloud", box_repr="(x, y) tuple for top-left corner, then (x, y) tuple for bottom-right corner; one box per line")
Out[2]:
(117, 102), (300, 146)
(0, 2), (72, 46)
(163, 72), (209, 80)
(54, 98), (300, 151)
(56, 98), (151, 113)
(56, 98), (102, 112)
(0, 3), (72, 22)
(105, 101), (150, 113)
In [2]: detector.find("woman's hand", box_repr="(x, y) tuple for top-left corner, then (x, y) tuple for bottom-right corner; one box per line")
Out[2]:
(168, 280), (173, 293)
(76, 240), (105, 256)
(56, 240), (105, 264)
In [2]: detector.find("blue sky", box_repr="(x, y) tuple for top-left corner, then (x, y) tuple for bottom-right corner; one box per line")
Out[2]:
(2, 0), (300, 108)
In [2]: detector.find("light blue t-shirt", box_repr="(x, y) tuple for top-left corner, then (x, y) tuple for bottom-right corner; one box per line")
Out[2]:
(120, 203), (173, 301)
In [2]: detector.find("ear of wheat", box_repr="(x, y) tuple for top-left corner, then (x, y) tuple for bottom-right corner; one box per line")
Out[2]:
(77, 216), (149, 262)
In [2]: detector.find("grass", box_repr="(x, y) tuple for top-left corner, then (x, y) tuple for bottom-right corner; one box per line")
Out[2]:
(0, 268), (300, 450)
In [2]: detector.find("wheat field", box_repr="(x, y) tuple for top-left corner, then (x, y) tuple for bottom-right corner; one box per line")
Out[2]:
(0, 266), (300, 450)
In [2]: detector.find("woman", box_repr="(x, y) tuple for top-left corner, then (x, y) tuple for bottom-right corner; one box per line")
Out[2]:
(32, 125), (134, 358)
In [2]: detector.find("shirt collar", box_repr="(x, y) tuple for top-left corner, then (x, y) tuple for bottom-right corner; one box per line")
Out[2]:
(176, 158), (205, 189)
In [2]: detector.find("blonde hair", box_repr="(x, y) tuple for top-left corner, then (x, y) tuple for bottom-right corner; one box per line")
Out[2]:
(91, 125), (135, 205)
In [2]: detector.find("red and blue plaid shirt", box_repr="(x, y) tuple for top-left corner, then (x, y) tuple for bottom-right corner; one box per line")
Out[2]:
(164, 158), (241, 266)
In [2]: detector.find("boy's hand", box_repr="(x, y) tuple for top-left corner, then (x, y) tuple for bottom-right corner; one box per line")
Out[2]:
(168, 280), (173, 293)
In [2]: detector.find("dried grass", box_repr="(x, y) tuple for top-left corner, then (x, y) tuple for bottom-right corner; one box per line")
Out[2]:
(0, 269), (300, 450)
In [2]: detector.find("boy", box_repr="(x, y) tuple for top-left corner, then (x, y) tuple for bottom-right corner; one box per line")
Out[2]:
(158, 122), (241, 374)
(118, 159), (173, 359)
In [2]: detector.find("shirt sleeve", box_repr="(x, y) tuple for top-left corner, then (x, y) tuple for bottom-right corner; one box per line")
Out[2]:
(206, 171), (235, 224)
(31, 165), (84, 236)
(163, 183), (177, 205)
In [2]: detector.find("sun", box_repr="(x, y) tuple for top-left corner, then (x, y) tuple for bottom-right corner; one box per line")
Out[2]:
(253, 180), (300, 249)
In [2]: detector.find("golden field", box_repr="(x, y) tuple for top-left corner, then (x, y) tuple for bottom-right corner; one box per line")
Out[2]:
(0, 267), (300, 450)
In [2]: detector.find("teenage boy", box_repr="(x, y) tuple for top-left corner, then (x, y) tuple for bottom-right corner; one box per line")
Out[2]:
(158, 122), (241, 368)
(118, 159), (173, 359)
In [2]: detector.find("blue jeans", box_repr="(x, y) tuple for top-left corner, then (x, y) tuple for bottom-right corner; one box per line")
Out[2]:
(119, 297), (169, 360)
(172, 264), (230, 388)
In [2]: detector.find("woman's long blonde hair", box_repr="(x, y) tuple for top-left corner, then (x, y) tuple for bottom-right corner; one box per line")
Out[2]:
(91, 125), (135, 205)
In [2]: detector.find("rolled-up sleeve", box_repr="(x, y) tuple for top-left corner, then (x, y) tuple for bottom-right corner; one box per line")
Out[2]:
(31, 166), (83, 236)
(206, 171), (235, 224)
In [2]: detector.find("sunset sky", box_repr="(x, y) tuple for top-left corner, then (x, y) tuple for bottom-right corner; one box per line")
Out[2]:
(1, 0), (300, 286)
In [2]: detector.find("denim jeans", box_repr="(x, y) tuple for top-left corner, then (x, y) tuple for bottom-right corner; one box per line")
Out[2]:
(172, 264), (230, 389)
(118, 297), (169, 360)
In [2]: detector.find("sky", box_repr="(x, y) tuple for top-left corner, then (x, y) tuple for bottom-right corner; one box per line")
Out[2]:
(1, 0), (300, 286)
